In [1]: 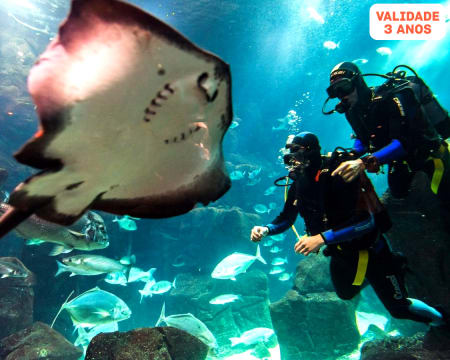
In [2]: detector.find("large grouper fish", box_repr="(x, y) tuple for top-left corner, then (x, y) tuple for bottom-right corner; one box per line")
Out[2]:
(0, 203), (109, 255)
(0, 0), (232, 237)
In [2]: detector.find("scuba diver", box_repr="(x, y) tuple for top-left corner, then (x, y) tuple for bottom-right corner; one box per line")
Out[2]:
(250, 131), (447, 327)
(323, 61), (450, 211)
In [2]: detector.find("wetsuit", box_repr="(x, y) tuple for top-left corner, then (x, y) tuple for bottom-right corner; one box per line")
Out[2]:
(265, 163), (442, 324)
(347, 87), (450, 207)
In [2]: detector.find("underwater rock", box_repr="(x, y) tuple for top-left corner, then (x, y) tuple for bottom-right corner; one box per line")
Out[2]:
(360, 330), (450, 360)
(270, 289), (359, 360)
(293, 253), (334, 294)
(166, 270), (273, 357)
(0, 257), (35, 340)
(382, 171), (450, 312)
(0, 322), (82, 360)
(85, 326), (208, 360)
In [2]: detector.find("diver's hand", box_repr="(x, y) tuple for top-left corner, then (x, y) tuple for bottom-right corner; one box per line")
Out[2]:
(250, 226), (269, 242)
(331, 159), (364, 183)
(294, 234), (324, 256)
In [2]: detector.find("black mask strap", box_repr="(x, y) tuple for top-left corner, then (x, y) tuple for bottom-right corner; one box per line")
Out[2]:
(322, 97), (336, 115)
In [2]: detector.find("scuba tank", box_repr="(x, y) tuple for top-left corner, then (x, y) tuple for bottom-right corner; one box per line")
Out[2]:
(374, 65), (450, 139)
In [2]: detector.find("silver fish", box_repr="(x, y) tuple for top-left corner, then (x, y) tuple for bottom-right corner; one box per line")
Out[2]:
(59, 287), (131, 328)
(230, 327), (274, 347)
(56, 255), (129, 277)
(156, 303), (217, 349)
(209, 294), (241, 305)
(0, 259), (28, 278)
(211, 245), (266, 280)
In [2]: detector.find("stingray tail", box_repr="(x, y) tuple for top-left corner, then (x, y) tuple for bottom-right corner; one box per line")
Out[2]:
(50, 289), (75, 328)
(0, 206), (34, 239)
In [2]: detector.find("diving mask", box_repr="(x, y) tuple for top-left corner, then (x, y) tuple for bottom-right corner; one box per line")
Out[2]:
(326, 77), (355, 99)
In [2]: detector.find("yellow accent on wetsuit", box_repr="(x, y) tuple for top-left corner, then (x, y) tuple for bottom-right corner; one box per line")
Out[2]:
(352, 250), (369, 286)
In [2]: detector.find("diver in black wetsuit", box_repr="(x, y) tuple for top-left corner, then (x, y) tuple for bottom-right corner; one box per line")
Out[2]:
(250, 131), (446, 326)
(324, 62), (450, 210)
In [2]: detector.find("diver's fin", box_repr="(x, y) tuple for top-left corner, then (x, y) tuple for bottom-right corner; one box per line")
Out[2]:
(49, 244), (73, 256)
(1, 274), (8, 278)
(155, 302), (166, 327)
(255, 244), (267, 264)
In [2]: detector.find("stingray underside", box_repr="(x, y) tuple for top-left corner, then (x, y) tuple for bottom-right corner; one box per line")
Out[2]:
(8, 0), (232, 225)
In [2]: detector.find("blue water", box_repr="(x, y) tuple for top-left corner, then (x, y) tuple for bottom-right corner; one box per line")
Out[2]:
(0, 0), (449, 359)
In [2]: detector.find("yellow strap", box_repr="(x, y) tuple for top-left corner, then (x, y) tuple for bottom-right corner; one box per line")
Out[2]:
(431, 158), (444, 195)
(284, 178), (303, 242)
(352, 250), (369, 286)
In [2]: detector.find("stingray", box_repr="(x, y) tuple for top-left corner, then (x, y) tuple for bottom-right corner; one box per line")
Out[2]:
(0, 0), (232, 237)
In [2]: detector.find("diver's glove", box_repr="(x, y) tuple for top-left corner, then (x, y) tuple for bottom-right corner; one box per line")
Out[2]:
(331, 158), (365, 183)
(250, 226), (269, 242)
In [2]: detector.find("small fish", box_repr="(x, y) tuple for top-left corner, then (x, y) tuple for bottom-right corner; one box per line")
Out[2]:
(56, 255), (130, 277)
(209, 294), (242, 305)
(172, 254), (186, 268)
(229, 327), (274, 347)
(148, 280), (174, 294)
(278, 272), (292, 281)
(211, 245), (266, 281)
(248, 168), (262, 179)
(254, 204), (268, 214)
(307, 7), (325, 24)
(271, 257), (288, 266)
(262, 238), (274, 247)
(229, 121), (239, 129)
(352, 58), (368, 65)
(376, 47), (392, 56)
(323, 41), (339, 50)
(230, 170), (245, 181)
(270, 233), (286, 242)
(138, 279), (174, 301)
(269, 246), (282, 254)
(269, 266), (285, 275)
(264, 186), (276, 196)
(156, 303), (218, 349)
(113, 215), (138, 231)
(0, 260), (28, 278)
(119, 254), (136, 265)
(128, 267), (156, 283)
(104, 272), (128, 286)
(53, 287), (131, 328)
(107, 267), (152, 286)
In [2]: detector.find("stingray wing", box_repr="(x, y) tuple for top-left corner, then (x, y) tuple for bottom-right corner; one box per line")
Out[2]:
(5, 0), (232, 228)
